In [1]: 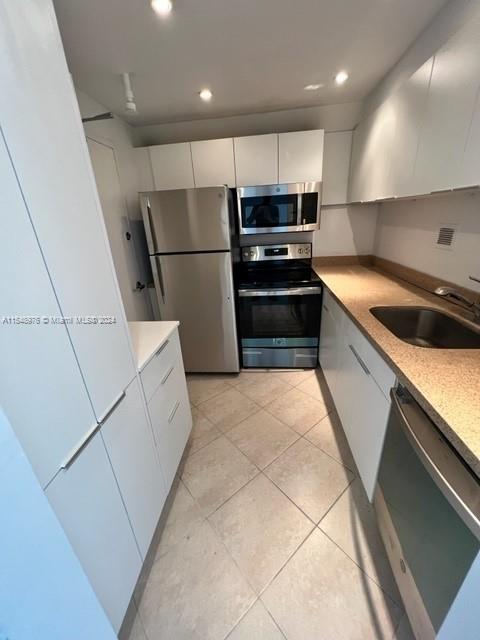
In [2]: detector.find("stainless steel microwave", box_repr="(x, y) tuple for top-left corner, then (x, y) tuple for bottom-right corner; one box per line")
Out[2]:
(237, 182), (321, 234)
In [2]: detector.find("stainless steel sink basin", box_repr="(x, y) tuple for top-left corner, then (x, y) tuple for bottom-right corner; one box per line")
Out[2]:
(370, 306), (480, 349)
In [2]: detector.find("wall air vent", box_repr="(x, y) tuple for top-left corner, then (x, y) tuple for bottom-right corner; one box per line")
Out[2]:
(436, 225), (456, 250)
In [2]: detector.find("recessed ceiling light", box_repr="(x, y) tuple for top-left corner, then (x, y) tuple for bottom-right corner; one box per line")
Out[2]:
(151, 0), (172, 16)
(335, 70), (349, 85)
(304, 84), (324, 91)
(199, 88), (213, 102)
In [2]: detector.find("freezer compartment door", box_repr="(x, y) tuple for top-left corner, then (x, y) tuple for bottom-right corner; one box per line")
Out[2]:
(151, 252), (239, 372)
(141, 186), (231, 253)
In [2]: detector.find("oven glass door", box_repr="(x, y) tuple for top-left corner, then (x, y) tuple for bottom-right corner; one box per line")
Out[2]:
(240, 194), (299, 232)
(238, 288), (321, 347)
(376, 388), (479, 637)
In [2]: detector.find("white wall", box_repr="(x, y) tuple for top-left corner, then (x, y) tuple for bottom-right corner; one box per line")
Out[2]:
(375, 191), (480, 290)
(313, 205), (378, 257)
(0, 408), (116, 640)
(132, 101), (363, 146)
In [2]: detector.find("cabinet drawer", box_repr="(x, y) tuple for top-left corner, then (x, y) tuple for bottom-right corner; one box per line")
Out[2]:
(140, 330), (181, 402)
(344, 313), (395, 398)
(148, 365), (192, 492)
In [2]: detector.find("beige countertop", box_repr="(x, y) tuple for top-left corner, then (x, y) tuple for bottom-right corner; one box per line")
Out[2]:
(128, 321), (179, 372)
(314, 265), (480, 477)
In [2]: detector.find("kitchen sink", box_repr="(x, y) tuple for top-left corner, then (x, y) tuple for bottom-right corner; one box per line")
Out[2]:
(370, 306), (480, 349)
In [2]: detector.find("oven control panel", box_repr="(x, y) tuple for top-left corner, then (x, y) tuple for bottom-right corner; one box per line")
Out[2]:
(242, 243), (312, 262)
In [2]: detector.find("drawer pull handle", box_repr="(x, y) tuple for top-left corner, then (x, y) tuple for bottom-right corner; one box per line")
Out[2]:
(349, 344), (370, 375)
(155, 340), (169, 357)
(60, 422), (101, 470)
(161, 365), (175, 385)
(168, 400), (180, 424)
(323, 305), (329, 313)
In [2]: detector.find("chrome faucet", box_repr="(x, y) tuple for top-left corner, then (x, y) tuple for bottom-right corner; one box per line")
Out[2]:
(435, 286), (480, 323)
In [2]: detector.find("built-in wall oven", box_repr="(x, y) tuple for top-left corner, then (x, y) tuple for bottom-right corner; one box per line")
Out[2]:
(374, 385), (480, 640)
(236, 243), (322, 368)
(237, 182), (321, 234)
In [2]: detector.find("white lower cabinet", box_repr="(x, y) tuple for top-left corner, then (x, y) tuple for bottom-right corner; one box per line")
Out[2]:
(142, 328), (192, 493)
(319, 289), (396, 500)
(45, 432), (142, 633)
(101, 377), (167, 559)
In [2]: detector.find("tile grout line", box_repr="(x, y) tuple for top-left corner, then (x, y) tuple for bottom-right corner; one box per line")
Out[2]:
(318, 526), (405, 611)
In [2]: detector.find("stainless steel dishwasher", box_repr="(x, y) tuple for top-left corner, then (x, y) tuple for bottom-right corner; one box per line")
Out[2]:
(374, 385), (480, 640)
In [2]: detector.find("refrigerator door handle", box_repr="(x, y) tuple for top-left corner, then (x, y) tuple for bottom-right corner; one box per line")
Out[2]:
(153, 255), (165, 304)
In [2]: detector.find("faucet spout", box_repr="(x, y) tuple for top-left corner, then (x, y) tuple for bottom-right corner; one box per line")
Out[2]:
(434, 286), (480, 323)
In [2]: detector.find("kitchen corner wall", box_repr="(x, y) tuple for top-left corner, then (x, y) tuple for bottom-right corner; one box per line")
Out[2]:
(375, 191), (480, 290)
(314, 205), (378, 257)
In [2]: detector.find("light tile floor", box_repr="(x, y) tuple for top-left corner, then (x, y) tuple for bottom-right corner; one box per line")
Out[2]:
(120, 368), (414, 640)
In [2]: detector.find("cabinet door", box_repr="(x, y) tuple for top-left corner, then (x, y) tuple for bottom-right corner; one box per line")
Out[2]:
(148, 363), (192, 492)
(459, 87), (480, 188)
(149, 143), (195, 190)
(0, 130), (96, 488)
(365, 99), (397, 201)
(348, 117), (370, 202)
(414, 17), (480, 193)
(234, 134), (278, 186)
(387, 58), (434, 198)
(319, 293), (340, 394)
(278, 130), (324, 183)
(101, 377), (166, 559)
(45, 432), (142, 632)
(322, 131), (352, 205)
(340, 340), (391, 500)
(191, 138), (236, 187)
(0, 0), (136, 422)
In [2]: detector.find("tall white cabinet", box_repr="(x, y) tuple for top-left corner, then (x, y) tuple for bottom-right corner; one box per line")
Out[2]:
(0, 0), (185, 634)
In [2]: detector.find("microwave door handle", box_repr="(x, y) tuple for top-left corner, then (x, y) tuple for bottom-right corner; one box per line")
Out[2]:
(390, 388), (480, 539)
(297, 193), (304, 227)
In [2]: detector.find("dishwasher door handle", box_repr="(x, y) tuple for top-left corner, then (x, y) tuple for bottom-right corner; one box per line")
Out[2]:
(391, 387), (480, 539)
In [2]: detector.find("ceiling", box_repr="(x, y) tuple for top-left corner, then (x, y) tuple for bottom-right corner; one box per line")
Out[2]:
(54, 0), (447, 127)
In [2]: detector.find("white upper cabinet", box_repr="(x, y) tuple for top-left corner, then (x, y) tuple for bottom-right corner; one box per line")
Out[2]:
(234, 134), (278, 186)
(322, 131), (352, 205)
(0, 131), (96, 489)
(0, 0), (136, 423)
(365, 98), (397, 201)
(348, 114), (373, 202)
(414, 17), (480, 193)
(149, 143), (195, 190)
(191, 138), (236, 187)
(460, 91), (480, 188)
(387, 58), (434, 198)
(278, 130), (324, 184)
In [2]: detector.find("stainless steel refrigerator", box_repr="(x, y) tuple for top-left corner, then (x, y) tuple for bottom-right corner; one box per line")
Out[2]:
(140, 186), (240, 373)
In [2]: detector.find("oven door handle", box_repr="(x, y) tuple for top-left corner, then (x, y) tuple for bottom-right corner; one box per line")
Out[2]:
(238, 287), (322, 297)
(390, 387), (480, 539)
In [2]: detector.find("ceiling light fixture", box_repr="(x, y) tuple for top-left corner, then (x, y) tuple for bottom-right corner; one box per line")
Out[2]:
(304, 83), (323, 91)
(151, 0), (173, 16)
(122, 72), (138, 115)
(199, 88), (213, 102)
(335, 70), (349, 85)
